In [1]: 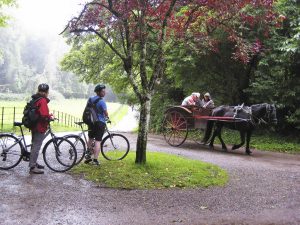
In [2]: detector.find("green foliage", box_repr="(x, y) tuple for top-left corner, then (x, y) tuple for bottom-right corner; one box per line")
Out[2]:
(166, 41), (250, 105)
(0, 24), (96, 99)
(0, 92), (25, 101)
(72, 152), (228, 189)
(61, 35), (136, 102)
(150, 79), (184, 132)
(214, 129), (300, 153)
(0, 0), (15, 27)
(151, 1), (300, 135)
(246, 0), (300, 132)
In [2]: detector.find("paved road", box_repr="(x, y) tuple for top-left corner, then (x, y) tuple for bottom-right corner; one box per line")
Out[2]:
(0, 132), (299, 225)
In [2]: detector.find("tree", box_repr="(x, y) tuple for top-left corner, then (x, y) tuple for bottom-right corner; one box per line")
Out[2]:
(246, 0), (300, 132)
(0, 0), (15, 27)
(62, 0), (276, 164)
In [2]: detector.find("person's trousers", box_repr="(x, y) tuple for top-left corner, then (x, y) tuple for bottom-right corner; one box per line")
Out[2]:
(29, 131), (47, 168)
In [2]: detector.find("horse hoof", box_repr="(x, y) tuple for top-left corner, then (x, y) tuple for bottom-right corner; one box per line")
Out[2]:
(246, 150), (252, 155)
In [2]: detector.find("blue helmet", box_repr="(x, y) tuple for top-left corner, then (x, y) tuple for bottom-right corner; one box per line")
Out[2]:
(94, 84), (106, 92)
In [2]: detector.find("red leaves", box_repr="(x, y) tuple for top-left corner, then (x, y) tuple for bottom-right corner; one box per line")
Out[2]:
(66, 0), (276, 64)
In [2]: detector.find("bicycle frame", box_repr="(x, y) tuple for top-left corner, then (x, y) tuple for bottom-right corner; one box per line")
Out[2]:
(76, 122), (113, 146)
(5, 126), (30, 154)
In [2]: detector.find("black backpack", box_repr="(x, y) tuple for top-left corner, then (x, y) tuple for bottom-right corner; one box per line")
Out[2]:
(22, 97), (42, 129)
(82, 97), (101, 125)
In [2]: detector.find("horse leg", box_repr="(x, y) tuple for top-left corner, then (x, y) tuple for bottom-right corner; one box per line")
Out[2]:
(202, 120), (214, 144)
(216, 127), (227, 151)
(245, 131), (253, 155)
(208, 125), (219, 149)
(232, 131), (245, 150)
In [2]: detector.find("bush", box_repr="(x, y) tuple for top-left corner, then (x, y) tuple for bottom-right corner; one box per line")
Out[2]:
(0, 93), (25, 101)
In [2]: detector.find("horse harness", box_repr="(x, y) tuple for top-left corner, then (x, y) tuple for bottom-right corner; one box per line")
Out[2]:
(233, 104), (271, 127)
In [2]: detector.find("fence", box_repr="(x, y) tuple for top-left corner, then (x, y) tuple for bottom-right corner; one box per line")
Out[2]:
(0, 107), (82, 131)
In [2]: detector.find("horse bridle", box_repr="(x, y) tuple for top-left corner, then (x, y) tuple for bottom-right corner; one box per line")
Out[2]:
(251, 104), (273, 126)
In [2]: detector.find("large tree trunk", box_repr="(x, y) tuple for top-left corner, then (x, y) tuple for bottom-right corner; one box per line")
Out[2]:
(135, 96), (151, 164)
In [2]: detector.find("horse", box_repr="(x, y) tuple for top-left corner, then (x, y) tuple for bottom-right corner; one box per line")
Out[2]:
(203, 103), (277, 155)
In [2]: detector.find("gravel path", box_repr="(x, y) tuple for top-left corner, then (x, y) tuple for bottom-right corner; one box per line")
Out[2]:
(0, 132), (299, 225)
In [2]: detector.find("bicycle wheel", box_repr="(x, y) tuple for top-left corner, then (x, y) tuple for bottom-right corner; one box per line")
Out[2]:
(101, 134), (130, 160)
(0, 134), (23, 170)
(63, 135), (86, 165)
(43, 137), (77, 172)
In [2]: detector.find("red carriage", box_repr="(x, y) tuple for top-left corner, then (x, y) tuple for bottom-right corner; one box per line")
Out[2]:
(162, 105), (239, 147)
(162, 105), (212, 146)
(162, 103), (277, 155)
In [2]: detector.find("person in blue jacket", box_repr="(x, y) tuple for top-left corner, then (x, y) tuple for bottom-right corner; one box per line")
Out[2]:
(85, 84), (109, 166)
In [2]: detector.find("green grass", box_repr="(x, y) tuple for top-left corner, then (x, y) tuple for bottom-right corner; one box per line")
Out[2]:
(72, 152), (228, 189)
(214, 129), (300, 154)
(109, 105), (129, 126)
(0, 99), (129, 133)
(49, 99), (123, 118)
(0, 99), (124, 118)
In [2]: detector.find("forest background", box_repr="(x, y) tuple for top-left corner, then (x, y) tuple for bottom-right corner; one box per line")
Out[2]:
(0, 0), (299, 136)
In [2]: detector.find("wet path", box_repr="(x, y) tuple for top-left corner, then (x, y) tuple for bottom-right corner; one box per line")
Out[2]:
(0, 133), (299, 225)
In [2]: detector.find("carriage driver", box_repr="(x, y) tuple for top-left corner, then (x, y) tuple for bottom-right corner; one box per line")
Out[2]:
(181, 92), (201, 106)
(202, 92), (215, 109)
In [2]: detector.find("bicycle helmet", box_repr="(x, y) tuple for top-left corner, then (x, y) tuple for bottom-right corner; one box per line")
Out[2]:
(38, 83), (49, 92)
(94, 84), (106, 92)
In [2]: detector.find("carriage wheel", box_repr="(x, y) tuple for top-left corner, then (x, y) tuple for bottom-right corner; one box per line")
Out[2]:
(163, 111), (188, 147)
(188, 128), (206, 145)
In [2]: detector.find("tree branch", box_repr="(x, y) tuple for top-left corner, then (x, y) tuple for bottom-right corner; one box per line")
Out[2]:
(149, 0), (177, 91)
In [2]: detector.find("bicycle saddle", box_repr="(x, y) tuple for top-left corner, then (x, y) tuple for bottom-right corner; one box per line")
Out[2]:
(75, 121), (85, 126)
(14, 122), (23, 127)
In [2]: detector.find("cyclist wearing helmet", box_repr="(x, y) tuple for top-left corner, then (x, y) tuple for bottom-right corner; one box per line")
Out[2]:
(29, 83), (53, 174)
(85, 84), (108, 166)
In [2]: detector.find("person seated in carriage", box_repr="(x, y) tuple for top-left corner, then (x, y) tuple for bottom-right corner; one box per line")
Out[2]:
(181, 92), (201, 107)
(202, 92), (215, 109)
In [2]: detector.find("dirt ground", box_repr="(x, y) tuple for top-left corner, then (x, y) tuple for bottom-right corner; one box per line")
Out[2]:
(0, 132), (299, 225)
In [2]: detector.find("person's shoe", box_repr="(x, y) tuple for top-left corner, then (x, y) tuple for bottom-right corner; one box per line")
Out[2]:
(84, 158), (92, 164)
(22, 151), (31, 161)
(29, 167), (44, 174)
(36, 163), (45, 169)
(84, 153), (91, 160)
(91, 159), (100, 166)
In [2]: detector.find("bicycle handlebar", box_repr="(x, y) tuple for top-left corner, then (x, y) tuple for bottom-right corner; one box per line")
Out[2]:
(49, 118), (59, 122)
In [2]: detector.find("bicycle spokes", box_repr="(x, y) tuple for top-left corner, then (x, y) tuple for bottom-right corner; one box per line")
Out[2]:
(101, 134), (130, 161)
(0, 135), (23, 170)
(43, 137), (77, 172)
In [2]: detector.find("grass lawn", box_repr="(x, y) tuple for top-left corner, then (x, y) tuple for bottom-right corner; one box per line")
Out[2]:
(0, 99), (129, 133)
(72, 152), (228, 189)
(213, 129), (300, 154)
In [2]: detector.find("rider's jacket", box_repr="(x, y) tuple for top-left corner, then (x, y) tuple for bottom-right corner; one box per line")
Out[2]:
(31, 94), (51, 133)
(202, 99), (215, 109)
(182, 96), (198, 106)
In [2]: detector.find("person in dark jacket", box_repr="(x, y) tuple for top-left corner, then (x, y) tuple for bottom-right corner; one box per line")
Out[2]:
(29, 83), (52, 174)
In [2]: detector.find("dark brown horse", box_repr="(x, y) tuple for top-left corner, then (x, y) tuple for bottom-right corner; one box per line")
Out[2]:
(203, 103), (277, 155)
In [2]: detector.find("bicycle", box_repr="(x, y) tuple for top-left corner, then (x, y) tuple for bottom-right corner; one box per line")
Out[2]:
(64, 121), (130, 164)
(0, 120), (77, 172)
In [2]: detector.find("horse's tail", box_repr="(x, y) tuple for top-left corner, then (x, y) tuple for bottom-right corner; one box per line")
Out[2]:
(202, 120), (214, 144)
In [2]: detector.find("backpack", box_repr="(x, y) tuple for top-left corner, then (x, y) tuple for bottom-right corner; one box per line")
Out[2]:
(82, 97), (101, 125)
(22, 97), (42, 129)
